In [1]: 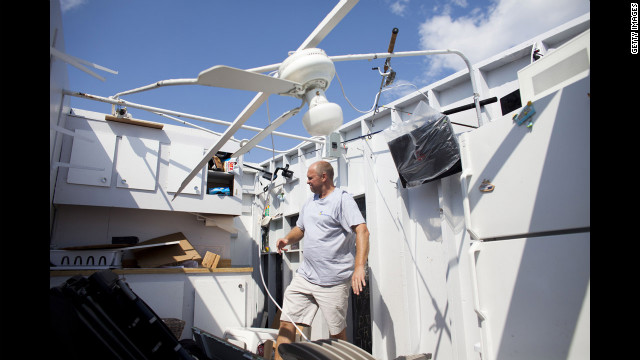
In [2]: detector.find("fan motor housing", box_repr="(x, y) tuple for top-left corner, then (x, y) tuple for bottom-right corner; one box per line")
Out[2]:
(278, 48), (335, 95)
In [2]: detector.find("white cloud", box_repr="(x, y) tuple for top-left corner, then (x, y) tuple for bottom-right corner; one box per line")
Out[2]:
(450, 0), (469, 8)
(418, 0), (589, 78)
(60, 0), (87, 13)
(389, 0), (411, 17)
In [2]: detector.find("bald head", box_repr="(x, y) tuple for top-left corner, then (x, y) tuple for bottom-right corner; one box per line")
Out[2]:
(311, 161), (334, 181)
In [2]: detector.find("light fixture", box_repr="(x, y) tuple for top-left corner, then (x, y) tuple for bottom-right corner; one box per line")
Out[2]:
(278, 48), (343, 136)
(301, 88), (343, 136)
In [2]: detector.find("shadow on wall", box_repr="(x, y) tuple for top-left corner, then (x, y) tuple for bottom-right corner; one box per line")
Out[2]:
(369, 270), (396, 359)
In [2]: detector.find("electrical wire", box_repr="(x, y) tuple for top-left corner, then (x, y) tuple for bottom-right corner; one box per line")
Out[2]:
(256, 63), (430, 343)
(256, 96), (310, 342)
(334, 68), (430, 114)
(254, 62), (455, 348)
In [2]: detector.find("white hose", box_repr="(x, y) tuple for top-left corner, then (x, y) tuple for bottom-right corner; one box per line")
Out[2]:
(257, 245), (310, 342)
(256, 98), (310, 342)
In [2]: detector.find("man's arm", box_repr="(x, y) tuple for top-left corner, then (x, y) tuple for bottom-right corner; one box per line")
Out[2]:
(276, 226), (304, 254)
(351, 223), (370, 295)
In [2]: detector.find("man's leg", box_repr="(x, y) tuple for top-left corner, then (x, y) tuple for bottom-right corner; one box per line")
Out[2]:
(276, 275), (318, 359)
(315, 279), (351, 342)
(330, 327), (347, 340)
(275, 321), (296, 360)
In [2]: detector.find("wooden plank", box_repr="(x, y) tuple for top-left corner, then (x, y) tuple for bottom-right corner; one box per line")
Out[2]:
(50, 265), (252, 277)
(263, 340), (274, 360)
(202, 251), (221, 269)
(105, 114), (164, 129)
(219, 258), (232, 268)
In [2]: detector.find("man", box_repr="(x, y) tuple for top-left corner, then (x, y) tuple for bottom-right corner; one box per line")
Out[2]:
(274, 160), (370, 360)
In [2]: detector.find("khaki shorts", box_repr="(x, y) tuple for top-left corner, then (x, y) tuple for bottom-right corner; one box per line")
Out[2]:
(281, 274), (351, 335)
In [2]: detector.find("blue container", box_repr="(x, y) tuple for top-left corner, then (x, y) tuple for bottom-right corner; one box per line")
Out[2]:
(208, 187), (230, 195)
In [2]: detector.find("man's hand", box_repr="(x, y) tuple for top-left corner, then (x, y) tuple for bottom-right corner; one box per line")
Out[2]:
(351, 223), (370, 296)
(276, 227), (304, 255)
(352, 265), (367, 295)
(276, 237), (289, 254)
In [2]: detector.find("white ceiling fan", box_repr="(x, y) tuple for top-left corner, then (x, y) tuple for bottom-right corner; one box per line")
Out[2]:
(108, 0), (482, 199)
(166, 0), (360, 199)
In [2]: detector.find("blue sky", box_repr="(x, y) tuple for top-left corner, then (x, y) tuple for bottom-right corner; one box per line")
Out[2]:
(58, 0), (589, 164)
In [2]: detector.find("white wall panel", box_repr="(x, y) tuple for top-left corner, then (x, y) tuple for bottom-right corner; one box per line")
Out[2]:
(116, 136), (159, 191)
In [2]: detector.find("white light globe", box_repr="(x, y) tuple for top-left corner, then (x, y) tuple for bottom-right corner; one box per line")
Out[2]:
(301, 88), (343, 136)
(302, 102), (343, 136)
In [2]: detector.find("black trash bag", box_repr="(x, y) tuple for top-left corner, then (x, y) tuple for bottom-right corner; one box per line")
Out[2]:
(383, 101), (462, 188)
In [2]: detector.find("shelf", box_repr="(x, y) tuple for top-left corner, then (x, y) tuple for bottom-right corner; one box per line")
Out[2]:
(206, 170), (235, 196)
(260, 249), (302, 255)
(207, 170), (234, 180)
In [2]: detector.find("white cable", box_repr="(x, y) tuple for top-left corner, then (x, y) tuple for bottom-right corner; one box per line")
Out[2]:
(334, 69), (377, 114)
(334, 68), (429, 114)
(254, 65), (431, 348)
(257, 246), (310, 342)
(256, 97), (310, 342)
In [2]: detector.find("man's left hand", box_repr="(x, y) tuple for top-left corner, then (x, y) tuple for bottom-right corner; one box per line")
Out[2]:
(352, 266), (367, 295)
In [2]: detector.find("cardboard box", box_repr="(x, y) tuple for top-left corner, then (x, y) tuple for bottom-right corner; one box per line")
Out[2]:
(132, 232), (202, 268)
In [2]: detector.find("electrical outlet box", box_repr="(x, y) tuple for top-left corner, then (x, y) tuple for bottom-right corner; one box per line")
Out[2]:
(324, 132), (342, 159)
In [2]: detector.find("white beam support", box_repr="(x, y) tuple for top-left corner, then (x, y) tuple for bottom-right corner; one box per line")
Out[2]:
(63, 90), (324, 144)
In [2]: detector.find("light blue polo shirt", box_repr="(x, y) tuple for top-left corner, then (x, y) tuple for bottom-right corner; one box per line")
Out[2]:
(296, 188), (365, 286)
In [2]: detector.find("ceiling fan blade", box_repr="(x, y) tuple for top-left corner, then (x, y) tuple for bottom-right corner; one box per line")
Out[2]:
(197, 65), (300, 94)
(176, 1), (361, 200)
(296, 0), (359, 51)
(232, 101), (305, 158)
(172, 92), (269, 200)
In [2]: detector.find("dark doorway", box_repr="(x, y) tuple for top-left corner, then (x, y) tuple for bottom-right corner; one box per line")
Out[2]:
(351, 195), (371, 353)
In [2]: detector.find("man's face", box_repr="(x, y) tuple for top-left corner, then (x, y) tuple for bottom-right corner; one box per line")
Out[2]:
(306, 166), (324, 194)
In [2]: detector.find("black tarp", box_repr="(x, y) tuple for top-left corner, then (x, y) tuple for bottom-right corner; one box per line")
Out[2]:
(384, 101), (462, 188)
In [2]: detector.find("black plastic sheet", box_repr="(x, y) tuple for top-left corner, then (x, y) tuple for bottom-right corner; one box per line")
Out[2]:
(383, 101), (462, 188)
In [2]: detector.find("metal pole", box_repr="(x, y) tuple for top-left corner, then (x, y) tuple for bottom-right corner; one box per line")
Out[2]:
(62, 90), (324, 144)
(328, 50), (484, 127)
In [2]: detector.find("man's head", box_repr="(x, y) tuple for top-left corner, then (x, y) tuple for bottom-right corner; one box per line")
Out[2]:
(306, 161), (334, 195)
